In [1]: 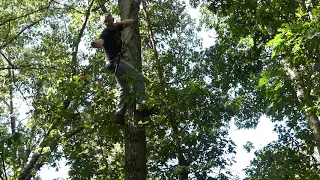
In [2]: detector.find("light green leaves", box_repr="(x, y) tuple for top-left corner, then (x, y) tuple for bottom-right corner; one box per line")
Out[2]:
(258, 76), (269, 88)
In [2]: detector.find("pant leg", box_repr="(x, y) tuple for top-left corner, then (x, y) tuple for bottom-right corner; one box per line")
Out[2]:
(115, 59), (146, 108)
(132, 70), (146, 104)
(115, 74), (129, 115)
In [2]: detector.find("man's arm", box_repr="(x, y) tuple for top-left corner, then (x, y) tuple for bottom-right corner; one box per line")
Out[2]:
(91, 39), (104, 48)
(116, 19), (134, 29)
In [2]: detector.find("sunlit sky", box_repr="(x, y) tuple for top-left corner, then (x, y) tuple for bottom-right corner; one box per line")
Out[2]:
(38, 2), (279, 179)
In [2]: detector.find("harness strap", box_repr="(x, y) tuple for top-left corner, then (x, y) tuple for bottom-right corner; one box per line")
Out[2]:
(113, 53), (122, 75)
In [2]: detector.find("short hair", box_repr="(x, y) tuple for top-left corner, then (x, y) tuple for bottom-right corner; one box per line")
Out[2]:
(104, 13), (112, 18)
(101, 13), (112, 24)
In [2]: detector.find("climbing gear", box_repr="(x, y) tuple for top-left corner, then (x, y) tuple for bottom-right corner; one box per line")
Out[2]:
(106, 53), (122, 74)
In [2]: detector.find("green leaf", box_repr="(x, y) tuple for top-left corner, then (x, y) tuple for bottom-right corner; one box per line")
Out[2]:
(258, 76), (269, 88)
(266, 33), (284, 47)
(83, 124), (92, 129)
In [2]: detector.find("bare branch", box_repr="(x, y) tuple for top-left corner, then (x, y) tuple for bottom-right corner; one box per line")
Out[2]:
(8, 69), (16, 134)
(0, 96), (10, 108)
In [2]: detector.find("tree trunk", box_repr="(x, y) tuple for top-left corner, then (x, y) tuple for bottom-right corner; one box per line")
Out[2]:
(8, 69), (15, 134)
(284, 63), (320, 153)
(307, 111), (320, 153)
(118, 0), (147, 179)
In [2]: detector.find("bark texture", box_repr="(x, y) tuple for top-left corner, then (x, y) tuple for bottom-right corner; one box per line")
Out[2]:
(118, 0), (147, 179)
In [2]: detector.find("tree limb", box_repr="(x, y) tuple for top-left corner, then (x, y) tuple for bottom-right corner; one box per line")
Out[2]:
(71, 0), (94, 76)
(0, 52), (15, 69)
(1, 153), (8, 180)
(0, 3), (52, 26)
(0, 64), (69, 72)
(1, 22), (11, 48)
(0, 18), (45, 51)
(51, 0), (85, 14)
(18, 3), (94, 178)
(18, 125), (85, 180)
(97, 0), (109, 14)
(17, 126), (54, 180)
(142, 1), (164, 86)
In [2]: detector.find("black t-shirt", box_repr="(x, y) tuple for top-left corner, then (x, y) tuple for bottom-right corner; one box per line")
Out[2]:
(99, 25), (124, 60)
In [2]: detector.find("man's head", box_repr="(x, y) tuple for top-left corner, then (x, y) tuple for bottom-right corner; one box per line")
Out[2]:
(104, 13), (114, 28)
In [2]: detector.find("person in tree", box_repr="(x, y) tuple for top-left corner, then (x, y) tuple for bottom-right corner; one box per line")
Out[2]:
(91, 13), (152, 124)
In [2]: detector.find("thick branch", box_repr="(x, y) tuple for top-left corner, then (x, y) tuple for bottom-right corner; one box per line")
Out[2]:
(25, 162), (44, 180)
(71, 0), (94, 76)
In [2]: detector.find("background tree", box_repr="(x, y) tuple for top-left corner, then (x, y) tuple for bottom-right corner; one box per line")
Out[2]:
(0, 0), (250, 179)
(191, 0), (320, 178)
(141, 0), (237, 179)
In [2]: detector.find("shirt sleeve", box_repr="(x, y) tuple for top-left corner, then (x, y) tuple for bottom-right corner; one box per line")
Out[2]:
(118, 24), (124, 31)
(99, 30), (107, 40)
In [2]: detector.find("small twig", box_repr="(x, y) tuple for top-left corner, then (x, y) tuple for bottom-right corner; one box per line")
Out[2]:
(262, 0), (291, 25)
(97, 0), (109, 14)
(0, 2), (52, 27)
(1, 22), (11, 48)
(51, 0), (85, 14)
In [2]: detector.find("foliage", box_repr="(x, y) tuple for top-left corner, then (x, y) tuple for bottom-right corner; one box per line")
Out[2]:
(0, 0), (238, 179)
(141, 0), (237, 179)
(244, 124), (320, 179)
(193, 0), (320, 178)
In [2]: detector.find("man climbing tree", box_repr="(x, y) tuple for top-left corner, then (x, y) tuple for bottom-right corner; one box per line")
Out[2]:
(91, 13), (154, 125)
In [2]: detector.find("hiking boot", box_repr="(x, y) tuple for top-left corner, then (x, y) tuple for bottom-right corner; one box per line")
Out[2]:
(114, 114), (125, 125)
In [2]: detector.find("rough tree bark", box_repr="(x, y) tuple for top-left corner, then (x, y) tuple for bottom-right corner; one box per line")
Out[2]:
(118, 0), (147, 179)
